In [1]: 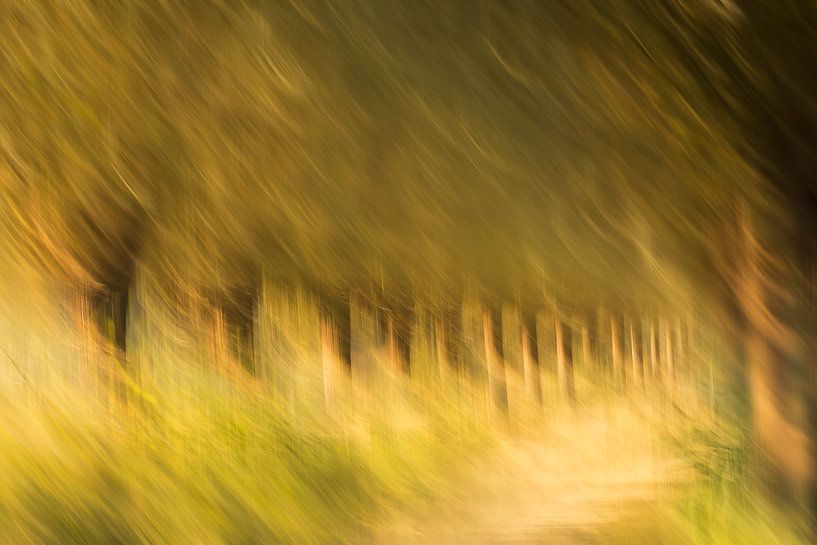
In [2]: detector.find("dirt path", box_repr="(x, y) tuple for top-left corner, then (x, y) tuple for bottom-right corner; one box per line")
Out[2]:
(375, 406), (689, 545)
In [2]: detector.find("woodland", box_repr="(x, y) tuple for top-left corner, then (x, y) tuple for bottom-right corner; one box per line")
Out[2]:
(1, 2), (816, 543)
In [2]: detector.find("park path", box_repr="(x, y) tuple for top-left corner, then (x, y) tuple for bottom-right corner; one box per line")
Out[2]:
(374, 405), (690, 545)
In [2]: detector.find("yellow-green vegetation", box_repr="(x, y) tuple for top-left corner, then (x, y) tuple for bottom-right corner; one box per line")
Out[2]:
(0, 349), (489, 544)
(0, 308), (810, 544)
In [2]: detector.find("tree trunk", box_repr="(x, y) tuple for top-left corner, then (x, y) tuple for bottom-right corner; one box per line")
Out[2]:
(611, 315), (622, 387)
(536, 310), (555, 403)
(629, 319), (642, 389)
(320, 317), (340, 404)
(580, 319), (593, 372)
(737, 206), (810, 503)
(434, 314), (447, 369)
(675, 316), (685, 388)
(523, 313), (542, 404)
(554, 317), (575, 404)
(91, 287), (129, 355)
(483, 309), (508, 415)
(522, 324), (537, 403)
(649, 321), (658, 382)
(385, 315), (399, 372)
(807, 262), (817, 523)
(461, 299), (490, 396)
(320, 291), (351, 370)
(660, 319), (673, 393)
(502, 305), (526, 417)
(212, 306), (227, 372)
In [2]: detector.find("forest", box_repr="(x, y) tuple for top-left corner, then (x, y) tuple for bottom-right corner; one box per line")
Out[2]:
(1, 1), (816, 543)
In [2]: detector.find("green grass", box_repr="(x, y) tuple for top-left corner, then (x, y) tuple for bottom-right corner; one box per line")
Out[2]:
(0, 366), (491, 545)
(635, 406), (813, 545)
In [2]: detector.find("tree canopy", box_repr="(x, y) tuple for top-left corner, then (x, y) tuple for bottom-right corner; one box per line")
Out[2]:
(1, 1), (814, 315)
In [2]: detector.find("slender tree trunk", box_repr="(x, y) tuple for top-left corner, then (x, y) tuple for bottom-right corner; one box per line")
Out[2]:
(555, 317), (566, 394)
(629, 319), (642, 389)
(437, 308), (465, 388)
(434, 314), (446, 368)
(320, 317), (339, 404)
(501, 305), (523, 375)
(611, 315), (622, 387)
(536, 310), (555, 403)
(522, 325), (537, 402)
(350, 295), (382, 389)
(483, 309), (507, 415)
(385, 315), (398, 372)
(649, 321), (658, 382)
(523, 314), (542, 404)
(211, 306), (228, 374)
(581, 320), (593, 371)
(502, 305), (526, 417)
(675, 316), (685, 389)
(461, 299), (490, 399)
(554, 317), (575, 403)
(320, 290), (351, 370)
(640, 319), (651, 389)
(395, 307), (411, 374)
(72, 288), (95, 397)
(91, 288), (129, 355)
(660, 319), (674, 393)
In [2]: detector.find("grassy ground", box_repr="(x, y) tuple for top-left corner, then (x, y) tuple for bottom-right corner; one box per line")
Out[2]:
(1, 370), (809, 545)
(0, 383), (481, 543)
(0, 301), (810, 544)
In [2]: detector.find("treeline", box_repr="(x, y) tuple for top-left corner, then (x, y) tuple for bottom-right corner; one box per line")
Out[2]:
(81, 266), (701, 413)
